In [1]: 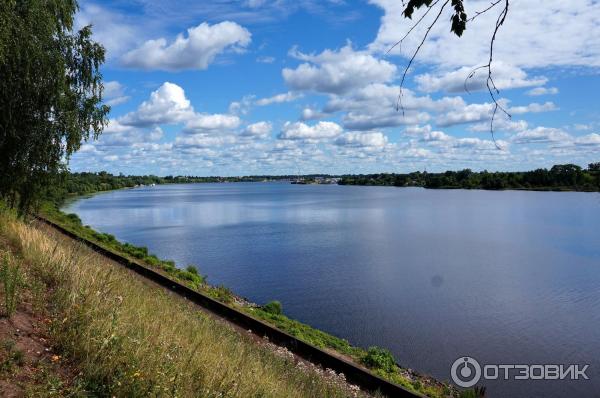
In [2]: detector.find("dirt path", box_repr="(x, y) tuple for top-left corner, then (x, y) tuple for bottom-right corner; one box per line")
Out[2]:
(0, 249), (75, 397)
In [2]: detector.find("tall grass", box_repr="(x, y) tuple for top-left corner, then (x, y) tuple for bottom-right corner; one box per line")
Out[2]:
(0, 211), (367, 397)
(0, 250), (22, 317)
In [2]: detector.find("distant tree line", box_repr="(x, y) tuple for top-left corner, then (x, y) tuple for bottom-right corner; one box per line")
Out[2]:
(43, 172), (333, 205)
(41, 163), (600, 206)
(339, 163), (600, 192)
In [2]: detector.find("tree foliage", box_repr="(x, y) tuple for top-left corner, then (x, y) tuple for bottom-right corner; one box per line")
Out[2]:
(339, 163), (600, 191)
(0, 0), (109, 213)
(403, 0), (467, 37)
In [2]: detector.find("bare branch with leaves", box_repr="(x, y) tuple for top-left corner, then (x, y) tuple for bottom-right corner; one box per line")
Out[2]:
(392, 0), (511, 148)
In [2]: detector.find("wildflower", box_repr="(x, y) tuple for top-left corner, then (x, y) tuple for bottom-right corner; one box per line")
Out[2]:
(51, 355), (60, 362)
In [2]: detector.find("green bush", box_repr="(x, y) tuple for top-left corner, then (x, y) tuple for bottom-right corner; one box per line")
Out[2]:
(361, 346), (397, 373)
(66, 213), (81, 225)
(186, 265), (198, 274)
(262, 300), (283, 315)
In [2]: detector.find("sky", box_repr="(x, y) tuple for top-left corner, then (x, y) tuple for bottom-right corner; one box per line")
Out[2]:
(70, 0), (600, 176)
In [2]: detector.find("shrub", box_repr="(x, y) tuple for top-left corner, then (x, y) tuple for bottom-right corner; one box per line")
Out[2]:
(361, 346), (396, 373)
(262, 300), (283, 315)
(208, 285), (233, 304)
(185, 265), (198, 275)
(66, 213), (81, 225)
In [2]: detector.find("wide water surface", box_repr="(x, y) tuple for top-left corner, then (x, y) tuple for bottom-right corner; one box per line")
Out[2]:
(64, 183), (600, 397)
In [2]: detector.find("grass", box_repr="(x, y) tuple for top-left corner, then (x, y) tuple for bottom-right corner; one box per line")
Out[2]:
(37, 203), (467, 397)
(0, 251), (22, 317)
(0, 208), (370, 397)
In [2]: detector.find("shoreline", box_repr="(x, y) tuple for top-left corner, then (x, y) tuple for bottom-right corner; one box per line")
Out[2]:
(43, 192), (463, 398)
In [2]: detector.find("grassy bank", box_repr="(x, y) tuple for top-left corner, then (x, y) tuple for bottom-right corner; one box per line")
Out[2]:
(38, 202), (462, 398)
(0, 207), (375, 397)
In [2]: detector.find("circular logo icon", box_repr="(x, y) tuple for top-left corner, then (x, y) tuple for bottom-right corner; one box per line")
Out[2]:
(451, 356), (481, 388)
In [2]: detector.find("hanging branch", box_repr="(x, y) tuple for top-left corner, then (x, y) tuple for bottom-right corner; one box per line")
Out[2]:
(392, 0), (511, 148)
(397, 0), (450, 114)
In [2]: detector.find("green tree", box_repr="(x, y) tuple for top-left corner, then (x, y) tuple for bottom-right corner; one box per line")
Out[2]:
(0, 0), (109, 213)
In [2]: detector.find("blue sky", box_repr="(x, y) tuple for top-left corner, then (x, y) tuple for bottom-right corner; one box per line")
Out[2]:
(70, 0), (600, 176)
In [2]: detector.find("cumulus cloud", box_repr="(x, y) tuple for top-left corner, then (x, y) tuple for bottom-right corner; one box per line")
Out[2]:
(175, 134), (237, 148)
(120, 82), (240, 136)
(278, 121), (343, 141)
(241, 121), (272, 138)
(509, 102), (557, 115)
(121, 82), (194, 126)
(415, 63), (547, 93)
(121, 21), (251, 71)
(469, 118), (529, 133)
(317, 83), (468, 130)
(255, 91), (302, 106)
(575, 133), (600, 146)
(511, 127), (572, 144)
(183, 114), (241, 133)
(282, 44), (396, 94)
(436, 102), (494, 127)
(335, 131), (388, 148)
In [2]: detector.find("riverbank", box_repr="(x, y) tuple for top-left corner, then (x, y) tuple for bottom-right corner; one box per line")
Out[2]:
(35, 200), (463, 397)
(0, 207), (379, 397)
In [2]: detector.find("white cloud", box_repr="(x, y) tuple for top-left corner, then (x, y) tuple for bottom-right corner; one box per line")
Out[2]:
(511, 127), (572, 144)
(509, 102), (557, 115)
(369, 0), (600, 69)
(103, 81), (130, 106)
(175, 134), (237, 148)
(317, 83), (470, 130)
(527, 87), (559, 96)
(282, 44), (396, 94)
(183, 114), (241, 133)
(469, 118), (529, 133)
(575, 133), (600, 146)
(436, 102), (494, 127)
(95, 120), (164, 147)
(421, 130), (453, 143)
(335, 131), (388, 148)
(241, 121), (272, 138)
(415, 63), (547, 93)
(255, 91), (302, 106)
(121, 82), (194, 126)
(122, 22), (251, 71)
(120, 82), (239, 135)
(278, 121), (343, 141)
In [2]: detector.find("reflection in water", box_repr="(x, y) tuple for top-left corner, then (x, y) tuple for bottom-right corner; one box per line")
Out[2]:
(64, 183), (600, 398)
